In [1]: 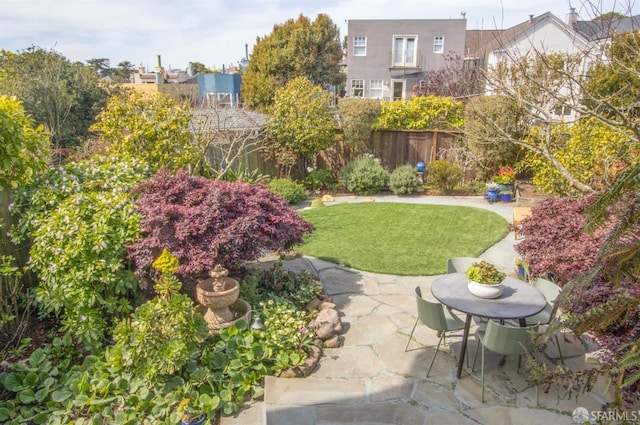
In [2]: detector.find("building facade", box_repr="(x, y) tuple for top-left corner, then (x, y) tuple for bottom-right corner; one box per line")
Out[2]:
(345, 19), (467, 101)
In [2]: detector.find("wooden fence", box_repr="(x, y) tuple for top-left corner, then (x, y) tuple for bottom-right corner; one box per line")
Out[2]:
(205, 129), (470, 181)
(369, 129), (464, 169)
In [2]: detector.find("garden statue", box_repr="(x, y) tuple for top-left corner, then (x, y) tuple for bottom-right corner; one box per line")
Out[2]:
(196, 265), (251, 335)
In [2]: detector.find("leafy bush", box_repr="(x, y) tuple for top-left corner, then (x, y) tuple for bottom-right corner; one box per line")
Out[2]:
(515, 195), (613, 286)
(337, 98), (381, 150)
(127, 170), (314, 285)
(304, 167), (335, 193)
(10, 155), (150, 351)
(259, 299), (316, 358)
(240, 261), (322, 310)
(0, 95), (50, 190)
(426, 160), (463, 194)
(108, 250), (208, 381)
(341, 155), (389, 195)
(389, 165), (421, 195)
(267, 177), (307, 204)
(374, 95), (464, 130)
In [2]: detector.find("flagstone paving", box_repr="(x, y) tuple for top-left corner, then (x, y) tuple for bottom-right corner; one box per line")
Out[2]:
(220, 195), (615, 425)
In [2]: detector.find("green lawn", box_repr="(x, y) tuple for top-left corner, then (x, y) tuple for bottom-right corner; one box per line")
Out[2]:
(296, 203), (509, 276)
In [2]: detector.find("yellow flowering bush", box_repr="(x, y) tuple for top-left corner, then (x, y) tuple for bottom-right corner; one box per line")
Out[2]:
(523, 119), (639, 195)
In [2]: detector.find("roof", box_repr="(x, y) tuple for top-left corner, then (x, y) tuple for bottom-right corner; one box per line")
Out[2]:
(475, 12), (590, 59)
(192, 107), (267, 132)
(575, 15), (640, 40)
(465, 29), (504, 58)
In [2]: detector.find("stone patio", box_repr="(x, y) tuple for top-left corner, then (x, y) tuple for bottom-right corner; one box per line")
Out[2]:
(219, 195), (615, 425)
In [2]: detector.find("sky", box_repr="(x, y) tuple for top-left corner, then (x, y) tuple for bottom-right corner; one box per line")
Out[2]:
(0, 0), (637, 71)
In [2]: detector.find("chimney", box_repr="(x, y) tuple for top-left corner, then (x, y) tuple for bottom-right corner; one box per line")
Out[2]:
(529, 14), (534, 23)
(566, 7), (578, 28)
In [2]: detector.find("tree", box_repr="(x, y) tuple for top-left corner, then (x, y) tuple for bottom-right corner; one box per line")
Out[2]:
(583, 31), (640, 119)
(337, 98), (381, 151)
(86, 58), (111, 78)
(111, 61), (135, 83)
(0, 96), (50, 190)
(127, 170), (314, 285)
(189, 61), (212, 74)
(265, 76), (336, 176)
(464, 95), (525, 180)
(90, 90), (207, 175)
(242, 14), (344, 111)
(0, 47), (111, 150)
(417, 53), (482, 99)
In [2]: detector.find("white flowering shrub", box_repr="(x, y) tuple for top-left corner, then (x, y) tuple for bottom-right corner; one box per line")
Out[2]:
(10, 155), (150, 350)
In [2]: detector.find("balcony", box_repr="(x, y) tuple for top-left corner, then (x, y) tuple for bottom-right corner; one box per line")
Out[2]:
(389, 50), (423, 70)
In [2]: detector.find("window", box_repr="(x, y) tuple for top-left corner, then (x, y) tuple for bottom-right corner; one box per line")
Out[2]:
(353, 36), (366, 56)
(393, 36), (417, 66)
(351, 79), (364, 97)
(433, 36), (444, 54)
(554, 105), (573, 116)
(369, 80), (383, 99)
(391, 80), (405, 101)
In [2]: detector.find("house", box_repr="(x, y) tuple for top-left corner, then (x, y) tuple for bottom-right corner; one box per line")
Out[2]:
(124, 55), (199, 103)
(345, 19), (467, 101)
(197, 73), (243, 107)
(469, 8), (640, 121)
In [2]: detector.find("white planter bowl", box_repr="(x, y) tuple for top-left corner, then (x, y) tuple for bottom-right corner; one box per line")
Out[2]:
(468, 280), (504, 299)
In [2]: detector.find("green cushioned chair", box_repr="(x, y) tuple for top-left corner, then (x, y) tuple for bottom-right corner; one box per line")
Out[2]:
(405, 286), (465, 377)
(472, 320), (540, 403)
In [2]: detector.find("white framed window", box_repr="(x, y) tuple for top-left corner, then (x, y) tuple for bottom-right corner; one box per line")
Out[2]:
(433, 36), (444, 53)
(351, 79), (364, 97)
(393, 35), (417, 66)
(554, 105), (573, 116)
(369, 80), (383, 99)
(353, 36), (367, 56)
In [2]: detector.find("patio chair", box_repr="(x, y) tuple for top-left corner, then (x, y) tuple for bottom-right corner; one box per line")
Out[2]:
(405, 286), (466, 377)
(523, 278), (565, 365)
(446, 257), (481, 274)
(471, 320), (540, 403)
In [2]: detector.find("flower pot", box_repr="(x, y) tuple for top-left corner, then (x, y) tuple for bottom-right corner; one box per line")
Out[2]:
(500, 193), (512, 202)
(486, 188), (499, 203)
(467, 280), (504, 299)
(182, 414), (206, 425)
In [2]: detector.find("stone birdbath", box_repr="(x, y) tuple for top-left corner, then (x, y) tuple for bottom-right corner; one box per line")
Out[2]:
(196, 264), (251, 335)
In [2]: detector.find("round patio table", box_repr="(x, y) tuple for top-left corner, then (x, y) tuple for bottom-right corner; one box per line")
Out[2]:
(431, 273), (546, 379)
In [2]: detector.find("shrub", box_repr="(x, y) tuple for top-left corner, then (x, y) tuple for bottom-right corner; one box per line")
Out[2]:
(426, 160), (462, 194)
(304, 167), (335, 193)
(515, 195), (613, 286)
(127, 170), (314, 286)
(389, 165), (421, 195)
(240, 261), (322, 310)
(10, 155), (149, 351)
(0, 95), (50, 190)
(267, 177), (306, 204)
(341, 155), (389, 195)
(260, 299), (315, 354)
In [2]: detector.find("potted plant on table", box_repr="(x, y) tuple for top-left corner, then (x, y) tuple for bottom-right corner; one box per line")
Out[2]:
(465, 261), (507, 299)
